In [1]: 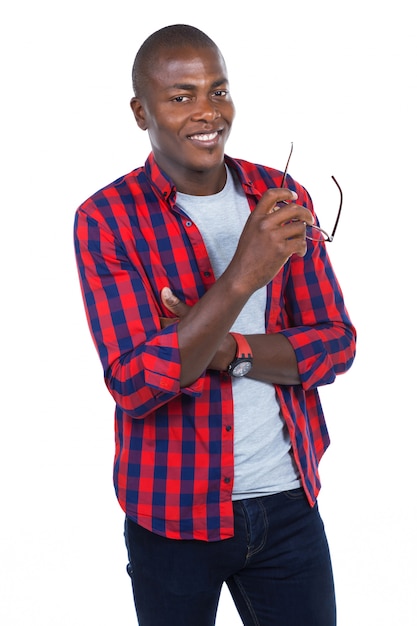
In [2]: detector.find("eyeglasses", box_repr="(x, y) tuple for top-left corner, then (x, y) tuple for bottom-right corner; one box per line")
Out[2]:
(280, 142), (343, 242)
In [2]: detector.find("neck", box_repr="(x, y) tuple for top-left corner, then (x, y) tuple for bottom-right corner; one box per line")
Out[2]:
(157, 158), (227, 196)
(177, 167), (227, 195)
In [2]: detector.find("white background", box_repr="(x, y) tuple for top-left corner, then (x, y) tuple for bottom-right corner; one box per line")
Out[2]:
(1, 1), (416, 624)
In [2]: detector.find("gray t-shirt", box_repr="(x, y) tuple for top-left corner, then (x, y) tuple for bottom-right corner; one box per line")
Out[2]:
(176, 167), (300, 499)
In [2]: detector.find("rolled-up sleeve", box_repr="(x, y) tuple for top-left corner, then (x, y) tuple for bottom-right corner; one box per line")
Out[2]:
(278, 231), (356, 390)
(74, 208), (204, 420)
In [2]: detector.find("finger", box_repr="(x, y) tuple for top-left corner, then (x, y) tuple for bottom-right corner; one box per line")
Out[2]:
(269, 203), (315, 227)
(161, 286), (180, 308)
(160, 316), (179, 329)
(161, 287), (191, 317)
(256, 188), (298, 215)
(279, 219), (309, 241)
(278, 224), (309, 259)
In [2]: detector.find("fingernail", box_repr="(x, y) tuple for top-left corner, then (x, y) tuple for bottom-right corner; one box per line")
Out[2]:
(161, 286), (172, 299)
(291, 191), (298, 200)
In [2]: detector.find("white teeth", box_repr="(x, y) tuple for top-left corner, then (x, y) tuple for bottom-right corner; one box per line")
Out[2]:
(191, 132), (218, 141)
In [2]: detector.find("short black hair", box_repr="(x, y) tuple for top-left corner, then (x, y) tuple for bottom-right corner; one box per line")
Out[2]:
(132, 24), (220, 98)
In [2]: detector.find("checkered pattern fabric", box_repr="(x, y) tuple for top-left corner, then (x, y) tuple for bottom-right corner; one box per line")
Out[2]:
(74, 153), (356, 541)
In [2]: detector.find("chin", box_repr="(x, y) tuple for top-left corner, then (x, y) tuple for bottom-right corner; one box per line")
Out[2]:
(192, 149), (225, 171)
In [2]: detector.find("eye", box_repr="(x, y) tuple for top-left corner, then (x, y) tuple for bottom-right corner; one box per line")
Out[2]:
(213, 90), (228, 97)
(172, 95), (191, 103)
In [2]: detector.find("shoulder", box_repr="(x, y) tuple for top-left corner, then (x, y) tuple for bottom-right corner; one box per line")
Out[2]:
(225, 155), (312, 208)
(226, 155), (282, 181)
(73, 167), (151, 245)
(76, 166), (146, 221)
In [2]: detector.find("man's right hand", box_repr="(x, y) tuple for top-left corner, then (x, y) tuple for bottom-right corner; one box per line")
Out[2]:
(226, 187), (314, 295)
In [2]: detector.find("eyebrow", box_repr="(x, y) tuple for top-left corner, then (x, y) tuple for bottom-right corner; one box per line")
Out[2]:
(168, 78), (229, 91)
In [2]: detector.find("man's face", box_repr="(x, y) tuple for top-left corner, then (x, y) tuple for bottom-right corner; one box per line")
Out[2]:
(131, 45), (235, 193)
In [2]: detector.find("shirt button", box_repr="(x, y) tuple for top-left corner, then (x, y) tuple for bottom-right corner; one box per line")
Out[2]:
(224, 477), (231, 484)
(225, 425), (232, 432)
(204, 271), (211, 277)
(185, 220), (192, 227)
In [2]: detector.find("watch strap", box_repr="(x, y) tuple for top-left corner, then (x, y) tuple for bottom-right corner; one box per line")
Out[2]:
(229, 332), (253, 360)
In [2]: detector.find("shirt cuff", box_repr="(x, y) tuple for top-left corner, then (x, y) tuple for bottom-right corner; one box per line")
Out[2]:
(142, 325), (205, 397)
(280, 327), (337, 389)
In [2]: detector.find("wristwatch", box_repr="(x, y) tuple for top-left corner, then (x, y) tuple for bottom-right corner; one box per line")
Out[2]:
(227, 332), (253, 377)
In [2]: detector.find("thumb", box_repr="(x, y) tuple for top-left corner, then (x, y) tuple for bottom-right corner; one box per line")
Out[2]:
(161, 287), (191, 318)
(161, 286), (180, 308)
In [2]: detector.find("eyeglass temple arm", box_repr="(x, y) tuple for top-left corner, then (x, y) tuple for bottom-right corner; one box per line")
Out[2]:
(280, 145), (343, 243)
(330, 176), (343, 239)
(280, 142), (294, 188)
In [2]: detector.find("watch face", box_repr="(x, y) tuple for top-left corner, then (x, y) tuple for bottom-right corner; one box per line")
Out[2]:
(231, 360), (252, 377)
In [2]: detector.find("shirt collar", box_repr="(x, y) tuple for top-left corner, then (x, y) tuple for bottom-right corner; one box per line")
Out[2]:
(143, 152), (259, 204)
(224, 155), (259, 197)
(144, 153), (177, 203)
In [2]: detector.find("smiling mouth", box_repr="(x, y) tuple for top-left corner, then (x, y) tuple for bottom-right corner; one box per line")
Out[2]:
(188, 130), (222, 142)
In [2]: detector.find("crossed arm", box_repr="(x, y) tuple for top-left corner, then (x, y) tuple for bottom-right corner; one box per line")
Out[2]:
(157, 186), (355, 389)
(75, 185), (356, 419)
(160, 286), (301, 386)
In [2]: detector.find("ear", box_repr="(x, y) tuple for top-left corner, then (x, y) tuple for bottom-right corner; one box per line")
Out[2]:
(130, 97), (148, 131)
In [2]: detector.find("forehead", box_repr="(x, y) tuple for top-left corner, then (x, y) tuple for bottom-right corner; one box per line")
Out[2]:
(150, 45), (228, 90)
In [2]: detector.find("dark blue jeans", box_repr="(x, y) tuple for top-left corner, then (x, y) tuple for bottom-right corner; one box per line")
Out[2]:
(124, 489), (336, 625)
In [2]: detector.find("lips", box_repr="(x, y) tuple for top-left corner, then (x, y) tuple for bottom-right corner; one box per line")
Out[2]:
(187, 129), (223, 143)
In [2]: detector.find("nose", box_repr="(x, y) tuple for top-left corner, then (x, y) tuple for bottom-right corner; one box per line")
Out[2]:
(191, 97), (220, 122)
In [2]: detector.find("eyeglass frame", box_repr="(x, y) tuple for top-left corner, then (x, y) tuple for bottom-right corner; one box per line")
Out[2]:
(280, 142), (343, 243)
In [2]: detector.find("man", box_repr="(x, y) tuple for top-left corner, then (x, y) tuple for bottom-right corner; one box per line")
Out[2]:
(74, 24), (356, 626)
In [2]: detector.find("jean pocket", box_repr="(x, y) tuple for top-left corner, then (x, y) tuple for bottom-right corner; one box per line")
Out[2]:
(283, 487), (305, 500)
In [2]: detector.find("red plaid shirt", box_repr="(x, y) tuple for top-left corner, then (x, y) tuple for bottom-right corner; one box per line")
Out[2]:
(74, 153), (356, 541)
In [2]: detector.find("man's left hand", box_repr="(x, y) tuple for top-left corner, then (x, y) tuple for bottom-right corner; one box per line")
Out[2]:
(159, 286), (235, 371)
(160, 287), (191, 328)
